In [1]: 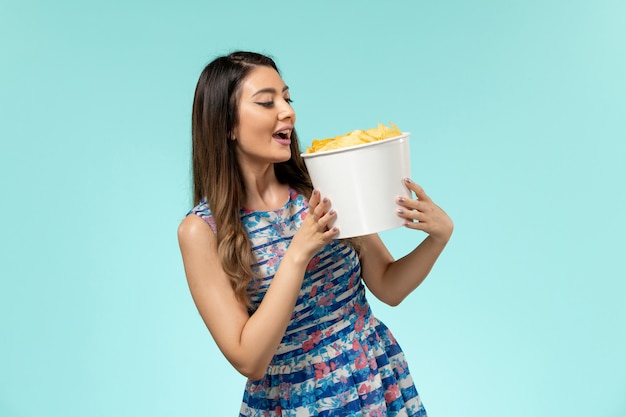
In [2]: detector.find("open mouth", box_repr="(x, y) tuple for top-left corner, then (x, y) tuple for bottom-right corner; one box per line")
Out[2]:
(273, 128), (292, 141)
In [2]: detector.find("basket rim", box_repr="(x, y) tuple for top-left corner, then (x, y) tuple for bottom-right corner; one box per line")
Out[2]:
(301, 132), (411, 158)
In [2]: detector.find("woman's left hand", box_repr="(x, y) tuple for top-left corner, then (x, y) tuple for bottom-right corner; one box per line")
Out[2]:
(395, 178), (454, 245)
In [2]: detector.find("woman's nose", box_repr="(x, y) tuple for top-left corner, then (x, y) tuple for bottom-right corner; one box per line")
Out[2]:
(278, 99), (295, 120)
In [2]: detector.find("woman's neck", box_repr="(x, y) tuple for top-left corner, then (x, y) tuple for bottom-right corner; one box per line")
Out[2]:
(241, 164), (289, 212)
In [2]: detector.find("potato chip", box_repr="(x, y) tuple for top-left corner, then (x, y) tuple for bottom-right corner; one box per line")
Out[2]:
(305, 122), (402, 153)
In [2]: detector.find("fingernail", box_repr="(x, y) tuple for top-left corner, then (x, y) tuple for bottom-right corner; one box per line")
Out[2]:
(404, 177), (412, 184)
(313, 189), (319, 195)
(396, 208), (404, 214)
(329, 209), (335, 215)
(323, 197), (329, 203)
(396, 196), (405, 203)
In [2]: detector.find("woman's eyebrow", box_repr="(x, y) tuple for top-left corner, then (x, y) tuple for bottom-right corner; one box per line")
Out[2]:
(252, 86), (290, 97)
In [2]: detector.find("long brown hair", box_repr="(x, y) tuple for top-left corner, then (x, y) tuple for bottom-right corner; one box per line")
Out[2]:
(191, 51), (313, 307)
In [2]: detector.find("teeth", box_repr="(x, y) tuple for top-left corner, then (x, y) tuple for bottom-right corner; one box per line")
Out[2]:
(274, 128), (291, 139)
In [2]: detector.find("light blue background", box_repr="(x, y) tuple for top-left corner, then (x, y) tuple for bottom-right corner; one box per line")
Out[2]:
(1, 1), (625, 416)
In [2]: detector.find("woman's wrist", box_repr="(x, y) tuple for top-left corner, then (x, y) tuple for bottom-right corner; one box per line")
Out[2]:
(282, 246), (313, 271)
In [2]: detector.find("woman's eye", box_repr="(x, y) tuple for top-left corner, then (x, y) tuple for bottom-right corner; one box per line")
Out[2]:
(255, 98), (293, 108)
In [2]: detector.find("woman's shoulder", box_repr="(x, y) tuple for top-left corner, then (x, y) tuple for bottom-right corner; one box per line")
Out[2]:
(176, 212), (220, 272)
(177, 213), (214, 243)
(184, 199), (217, 234)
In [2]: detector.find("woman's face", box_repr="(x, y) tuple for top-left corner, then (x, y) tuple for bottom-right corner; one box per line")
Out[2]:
(232, 66), (296, 169)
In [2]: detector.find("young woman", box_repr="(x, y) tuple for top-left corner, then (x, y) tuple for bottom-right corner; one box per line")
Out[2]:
(178, 51), (453, 416)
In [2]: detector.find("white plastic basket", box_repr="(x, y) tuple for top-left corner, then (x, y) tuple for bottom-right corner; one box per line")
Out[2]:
(301, 133), (412, 238)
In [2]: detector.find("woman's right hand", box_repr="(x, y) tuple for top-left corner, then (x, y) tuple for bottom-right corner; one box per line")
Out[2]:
(290, 189), (339, 261)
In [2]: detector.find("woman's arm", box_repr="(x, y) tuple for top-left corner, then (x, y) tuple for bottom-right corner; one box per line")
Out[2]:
(359, 178), (453, 306)
(177, 191), (338, 380)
